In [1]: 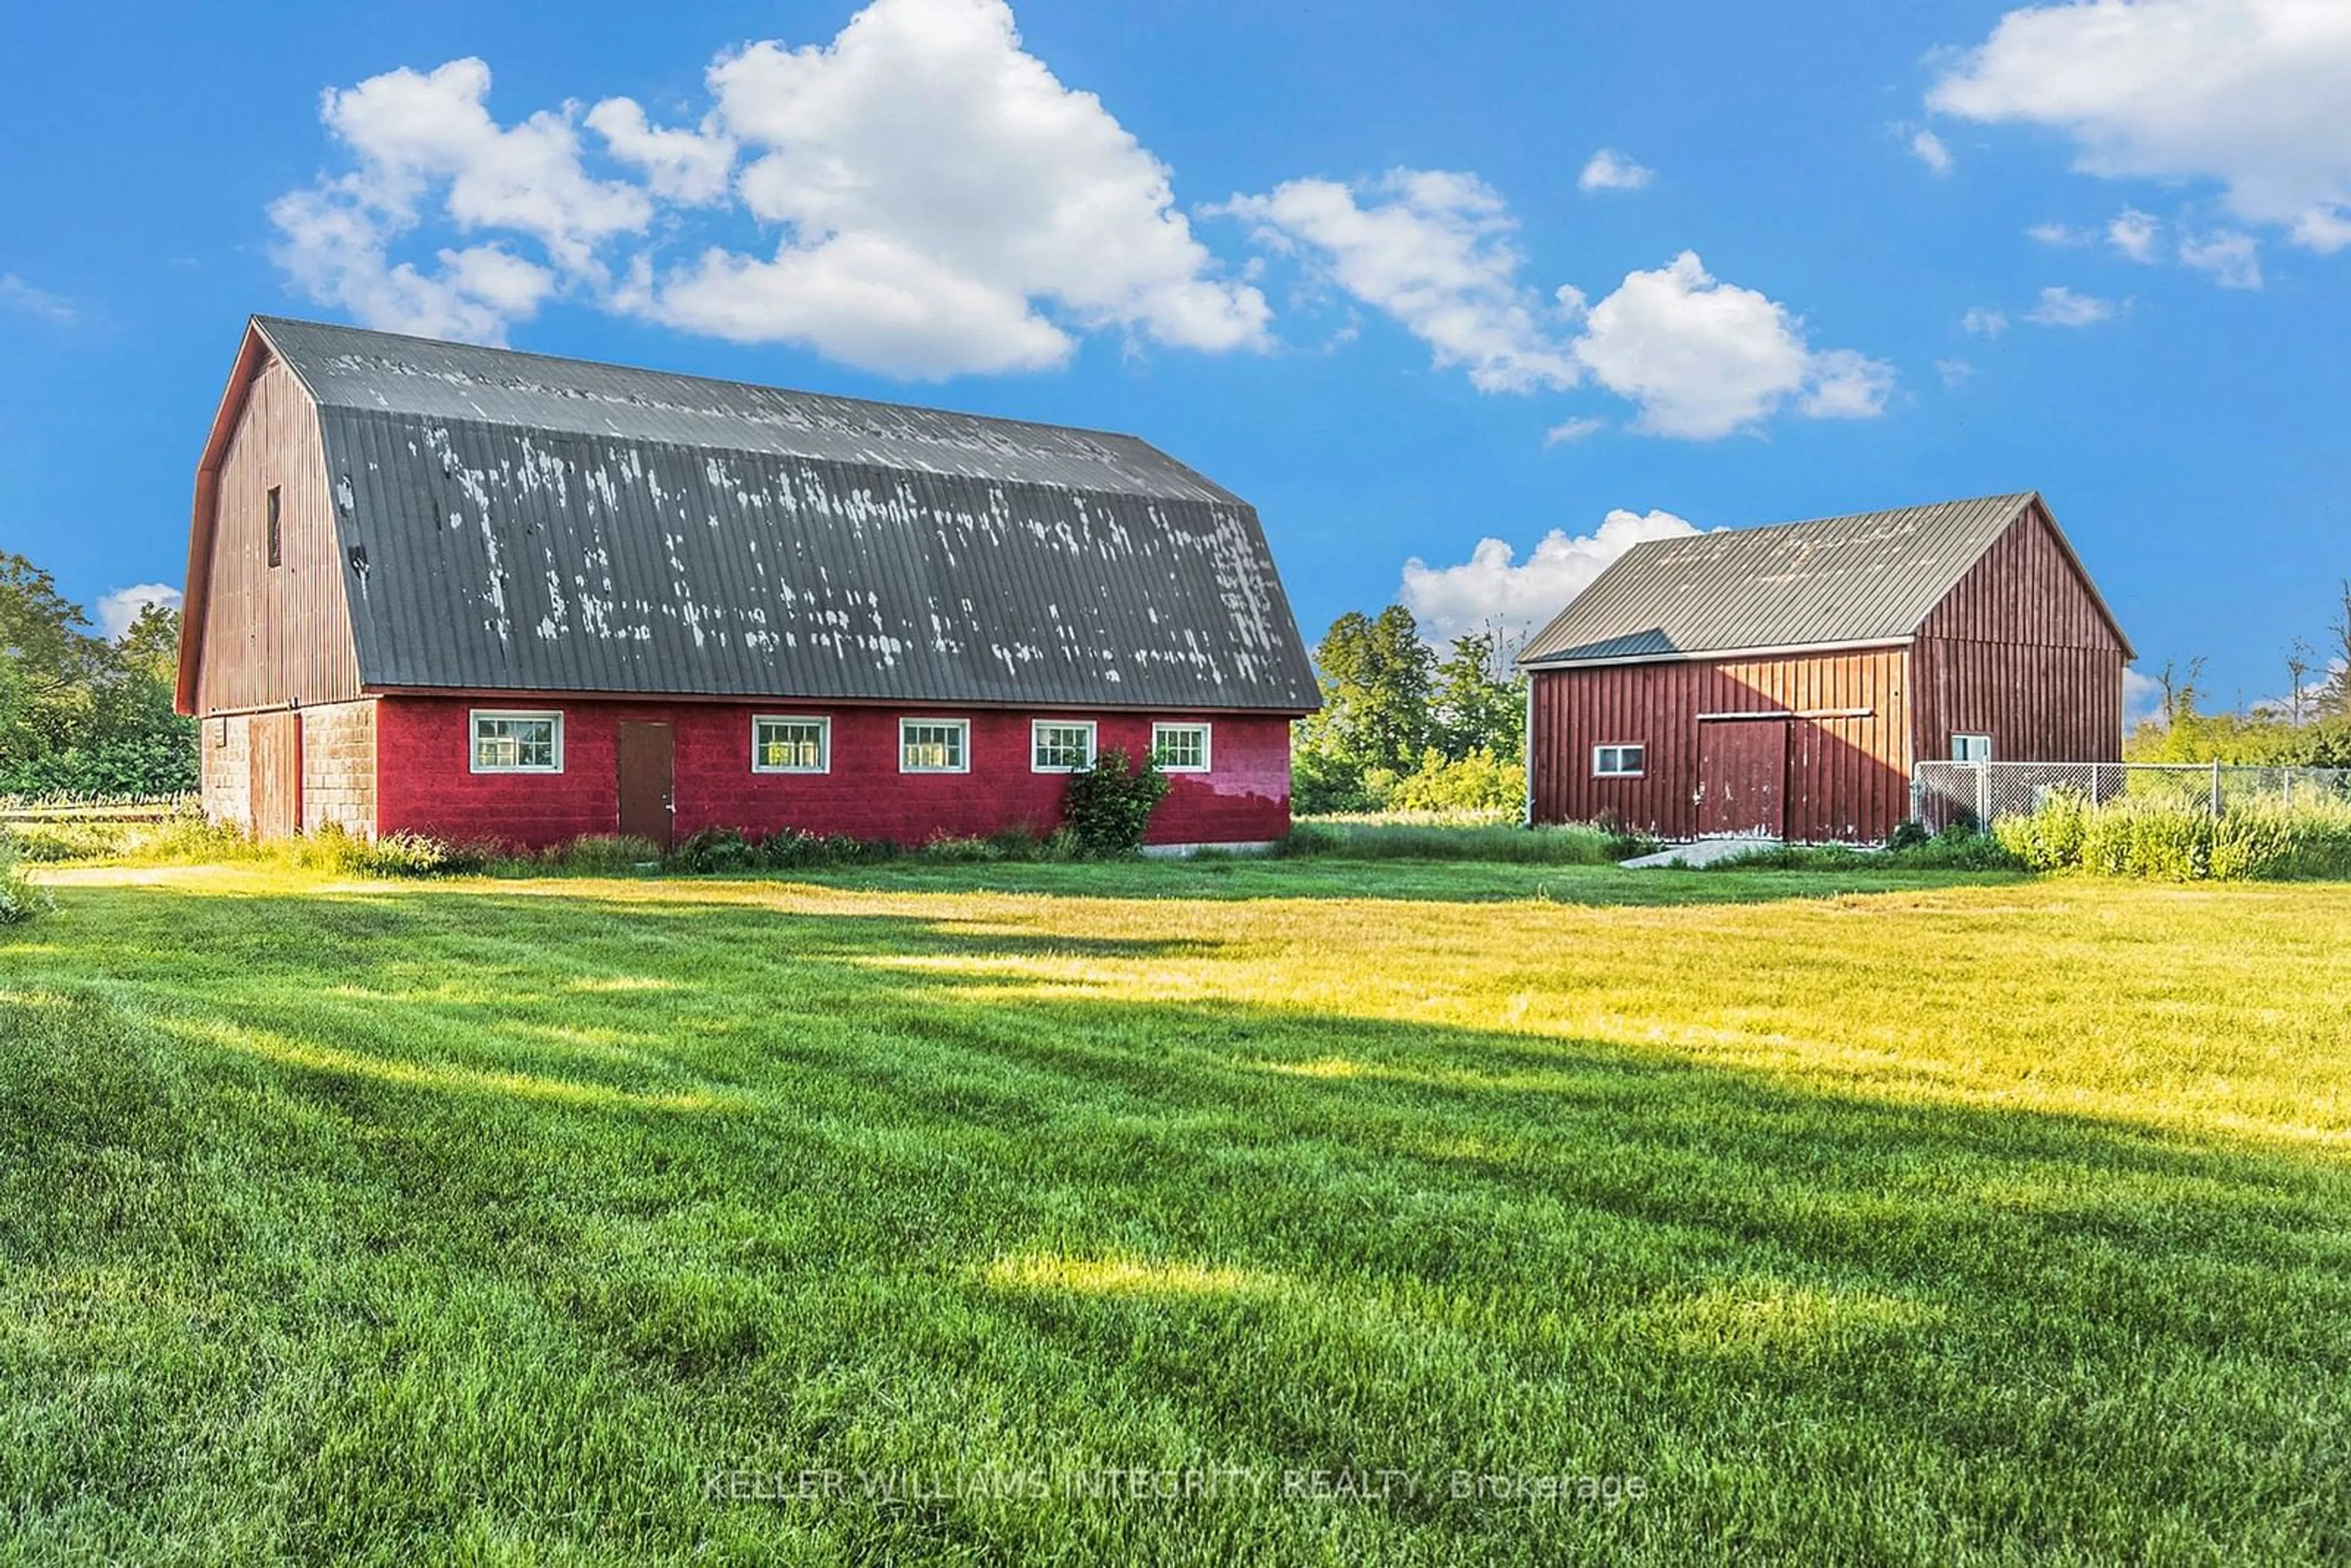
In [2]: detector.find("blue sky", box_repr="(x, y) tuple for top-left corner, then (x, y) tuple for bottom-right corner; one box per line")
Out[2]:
(3, 0), (2346, 714)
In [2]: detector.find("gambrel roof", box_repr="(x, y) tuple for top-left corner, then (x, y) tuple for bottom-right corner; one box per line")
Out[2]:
(1518, 492), (2132, 667)
(183, 317), (1319, 711)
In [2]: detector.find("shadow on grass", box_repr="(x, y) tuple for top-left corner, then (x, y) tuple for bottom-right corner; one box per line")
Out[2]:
(3, 879), (2346, 1565)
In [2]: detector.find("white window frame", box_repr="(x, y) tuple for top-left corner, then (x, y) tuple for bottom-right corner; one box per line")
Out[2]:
(1952, 733), (1993, 763)
(1030, 719), (1098, 774)
(752, 714), (831, 774)
(1150, 721), (1213, 773)
(470, 709), (564, 774)
(1592, 743), (1645, 778)
(899, 717), (972, 775)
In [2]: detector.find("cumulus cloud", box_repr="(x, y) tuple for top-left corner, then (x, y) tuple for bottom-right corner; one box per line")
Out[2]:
(0, 274), (75, 323)
(2107, 207), (2161, 261)
(2178, 227), (2264, 287)
(1570, 252), (1894, 437)
(2027, 221), (2094, 246)
(271, 0), (1266, 374)
(1962, 306), (2009, 336)
(1401, 509), (1700, 645)
(1930, 0), (2351, 252)
(97, 583), (181, 639)
(2024, 285), (2121, 325)
(1220, 170), (1580, 392)
(1578, 149), (1654, 192)
(1228, 173), (1892, 440)
(1910, 129), (1954, 175)
(1936, 358), (1975, 386)
(2123, 667), (2167, 729)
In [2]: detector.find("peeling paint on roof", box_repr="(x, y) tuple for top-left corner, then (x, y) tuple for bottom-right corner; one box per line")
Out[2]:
(255, 317), (1319, 711)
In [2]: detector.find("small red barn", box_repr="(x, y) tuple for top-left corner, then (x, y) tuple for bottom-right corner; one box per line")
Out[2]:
(178, 317), (1319, 850)
(1518, 493), (2132, 842)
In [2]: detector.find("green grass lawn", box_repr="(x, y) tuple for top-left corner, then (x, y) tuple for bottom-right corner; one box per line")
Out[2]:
(4, 858), (2349, 1565)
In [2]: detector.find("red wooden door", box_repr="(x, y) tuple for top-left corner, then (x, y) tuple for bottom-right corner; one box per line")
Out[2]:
(617, 721), (675, 849)
(249, 711), (303, 839)
(1697, 719), (1788, 838)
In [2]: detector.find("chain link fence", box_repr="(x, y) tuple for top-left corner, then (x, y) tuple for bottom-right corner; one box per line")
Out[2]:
(1910, 761), (2351, 833)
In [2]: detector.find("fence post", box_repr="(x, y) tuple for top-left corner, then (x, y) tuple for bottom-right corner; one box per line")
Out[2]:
(2210, 760), (2222, 816)
(1976, 763), (1990, 828)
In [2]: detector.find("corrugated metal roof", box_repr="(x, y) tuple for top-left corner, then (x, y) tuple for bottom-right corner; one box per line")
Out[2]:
(1518, 493), (2057, 666)
(252, 317), (1320, 710)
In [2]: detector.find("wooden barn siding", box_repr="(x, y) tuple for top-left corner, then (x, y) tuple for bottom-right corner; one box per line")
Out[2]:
(195, 354), (361, 715)
(1911, 507), (2126, 763)
(1531, 647), (1912, 841)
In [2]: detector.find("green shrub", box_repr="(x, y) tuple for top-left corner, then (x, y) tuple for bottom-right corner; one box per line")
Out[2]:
(1383, 747), (1527, 815)
(1062, 748), (1171, 857)
(355, 832), (485, 877)
(668, 827), (757, 874)
(1279, 820), (1654, 864)
(0, 843), (51, 924)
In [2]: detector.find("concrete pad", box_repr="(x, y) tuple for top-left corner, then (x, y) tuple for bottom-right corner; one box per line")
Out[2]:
(1618, 836), (1779, 869)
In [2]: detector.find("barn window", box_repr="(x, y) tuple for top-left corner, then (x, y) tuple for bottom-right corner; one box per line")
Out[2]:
(1952, 733), (1993, 763)
(266, 486), (282, 568)
(1592, 744), (1645, 778)
(1031, 720), (1097, 773)
(900, 719), (970, 773)
(471, 710), (563, 773)
(1151, 722), (1211, 773)
(753, 716), (830, 773)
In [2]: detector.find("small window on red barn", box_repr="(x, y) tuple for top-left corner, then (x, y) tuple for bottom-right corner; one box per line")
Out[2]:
(1952, 733), (1993, 763)
(266, 486), (282, 568)
(1593, 744), (1644, 778)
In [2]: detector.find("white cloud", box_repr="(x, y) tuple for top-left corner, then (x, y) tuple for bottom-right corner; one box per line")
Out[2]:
(1543, 416), (1608, 445)
(668, 0), (1267, 372)
(1569, 252), (1894, 437)
(1962, 306), (2010, 336)
(0, 274), (76, 323)
(271, 1), (1267, 374)
(1221, 170), (1580, 392)
(2123, 667), (2167, 729)
(2027, 222), (2093, 246)
(1910, 129), (1954, 175)
(1401, 509), (1700, 645)
(1578, 149), (1654, 192)
(2024, 285), (2121, 325)
(97, 583), (181, 639)
(2178, 227), (2264, 286)
(2107, 207), (2161, 261)
(1936, 358), (1975, 386)
(1930, 0), (2351, 252)
(583, 98), (734, 204)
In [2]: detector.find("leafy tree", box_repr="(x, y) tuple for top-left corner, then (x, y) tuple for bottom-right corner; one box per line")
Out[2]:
(1430, 629), (1525, 762)
(1291, 606), (1438, 812)
(0, 554), (196, 797)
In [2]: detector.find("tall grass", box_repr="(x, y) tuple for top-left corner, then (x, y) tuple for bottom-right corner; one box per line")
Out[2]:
(1283, 819), (1656, 864)
(1995, 792), (2351, 881)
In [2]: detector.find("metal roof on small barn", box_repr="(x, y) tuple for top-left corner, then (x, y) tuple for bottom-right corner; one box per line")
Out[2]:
(1517, 492), (2129, 667)
(243, 317), (1320, 711)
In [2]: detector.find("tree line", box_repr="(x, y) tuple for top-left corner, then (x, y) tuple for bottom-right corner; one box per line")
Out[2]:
(2128, 579), (2351, 767)
(0, 552), (197, 797)
(1291, 606), (1527, 814)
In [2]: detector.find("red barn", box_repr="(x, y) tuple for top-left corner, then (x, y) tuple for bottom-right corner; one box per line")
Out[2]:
(177, 318), (1319, 851)
(1518, 493), (2132, 842)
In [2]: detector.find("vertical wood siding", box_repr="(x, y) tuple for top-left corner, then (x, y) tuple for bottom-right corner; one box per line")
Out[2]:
(195, 355), (361, 715)
(1531, 647), (1914, 842)
(1910, 506), (2126, 764)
